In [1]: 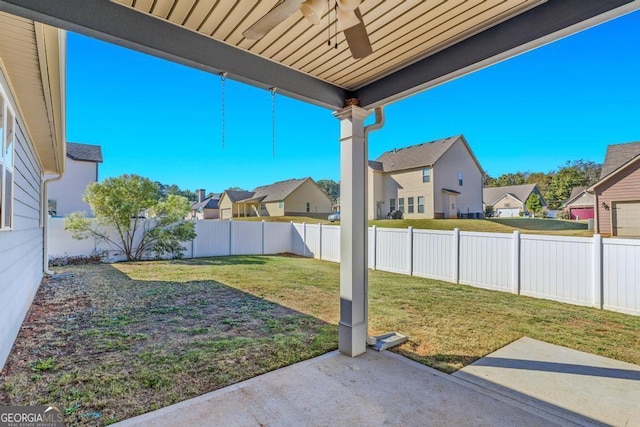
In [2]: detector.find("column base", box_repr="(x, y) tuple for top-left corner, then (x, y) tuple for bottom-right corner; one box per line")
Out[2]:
(338, 321), (367, 357)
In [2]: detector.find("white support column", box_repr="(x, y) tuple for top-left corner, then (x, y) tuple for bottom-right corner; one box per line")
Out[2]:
(334, 105), (371, 357)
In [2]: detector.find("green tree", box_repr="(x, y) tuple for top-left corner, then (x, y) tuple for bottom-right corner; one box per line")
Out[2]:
(316, 179), (340, 200)
(66, 174), (196, 261)
(525, 193), (543, 215)
(494, 172), (527, 186)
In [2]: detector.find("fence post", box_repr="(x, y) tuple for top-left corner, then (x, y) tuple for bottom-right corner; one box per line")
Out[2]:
(261, 220), (266, 255)
(593, 234), (603, 309)
(407, 226), (414, 276)
(318, 223), (323, 260)
(371, 225), (377, 270)
(303, 222), (307, 257)
(512, 230), (520, 294)
(229, 220), (234, 256)
(452, 228), (460, 284)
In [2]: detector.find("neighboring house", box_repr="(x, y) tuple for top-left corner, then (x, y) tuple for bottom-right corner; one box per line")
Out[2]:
(588, 141), (640, 237)
(562, 187), (594, 220)
(0, 15), (65, 368)
(187, 189), (221, 220)
(483, 184), (547, 217)
(218, 178), (332, 219)
(47, 142), (102, 216)
(368, 135), (484, 219)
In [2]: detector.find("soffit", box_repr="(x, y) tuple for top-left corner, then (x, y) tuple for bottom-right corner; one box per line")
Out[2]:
(112, 0), (545, 91)
(0, 12), (64, 173)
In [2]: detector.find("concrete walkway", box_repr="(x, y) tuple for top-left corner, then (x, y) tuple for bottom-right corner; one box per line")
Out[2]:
(453, 337), (640, 427)
(113, 341), (622, 427)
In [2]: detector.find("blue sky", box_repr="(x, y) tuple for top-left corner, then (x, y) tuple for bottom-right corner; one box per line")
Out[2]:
(66, 10), (640, 192)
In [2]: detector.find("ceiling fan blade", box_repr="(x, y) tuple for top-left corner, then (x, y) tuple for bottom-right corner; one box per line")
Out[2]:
(343, 8), (372, 59)
(243, 0), (304, 40)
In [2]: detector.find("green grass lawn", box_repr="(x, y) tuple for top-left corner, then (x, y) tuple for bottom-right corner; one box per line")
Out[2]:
(236, 216), (592, 236)
(3, 255), (637, 425)
(370, 217), (592, 237)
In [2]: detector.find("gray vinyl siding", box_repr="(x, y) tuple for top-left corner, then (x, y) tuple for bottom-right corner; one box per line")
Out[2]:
(0, 77), (44, 368)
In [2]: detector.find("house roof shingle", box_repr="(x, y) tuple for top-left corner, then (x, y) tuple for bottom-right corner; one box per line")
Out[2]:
(247, 178), (308, 203)
(563, 186), (594, 208)
(483, 184), (538, 206)
(373, 136), (461, 172)
(599, 141), (640, 179)
(191, 193), (221, 211)
(67, 142), (103, 163)
(224, 178), (313, 204)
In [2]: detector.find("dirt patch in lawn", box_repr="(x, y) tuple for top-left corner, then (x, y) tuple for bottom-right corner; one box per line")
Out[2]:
(0, 263), (336, 425)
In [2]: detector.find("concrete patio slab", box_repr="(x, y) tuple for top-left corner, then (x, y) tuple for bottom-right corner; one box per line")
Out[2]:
(453, 337), (640, 427)
(114, 348), (586, 427)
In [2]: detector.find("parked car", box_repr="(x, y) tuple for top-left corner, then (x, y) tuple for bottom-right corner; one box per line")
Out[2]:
(328, 212), (340, 222)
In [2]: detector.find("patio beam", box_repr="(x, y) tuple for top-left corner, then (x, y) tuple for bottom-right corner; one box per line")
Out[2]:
(334, 105), (370, 357)
(0, 0), (348, 110)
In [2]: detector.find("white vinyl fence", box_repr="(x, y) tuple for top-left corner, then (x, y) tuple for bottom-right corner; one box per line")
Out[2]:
(49, 218), (640, 316)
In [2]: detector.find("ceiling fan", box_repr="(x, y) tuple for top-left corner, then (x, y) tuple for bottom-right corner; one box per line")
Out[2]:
(243, 0), (373, 59)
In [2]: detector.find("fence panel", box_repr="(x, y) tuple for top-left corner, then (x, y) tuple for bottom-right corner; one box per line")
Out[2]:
(193, 221), (231, 257)
(520, 235), (593, 306)
(375, 227), (409, 274)
(263, 222), (292, 254)
(48, 218), (96, 258)
(459, 232), (512, 291)
(413, 230), (454, 281)
(305, 224), (321, 258)
(603, 238), (640, 315)
(321, 225), (340, 262)
(291, 223), (306, 256)
(231, 221), (263, 255)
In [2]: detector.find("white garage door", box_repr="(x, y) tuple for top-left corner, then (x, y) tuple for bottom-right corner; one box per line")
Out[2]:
(496, 208), (520, 218)
(613, 201), (640, 236)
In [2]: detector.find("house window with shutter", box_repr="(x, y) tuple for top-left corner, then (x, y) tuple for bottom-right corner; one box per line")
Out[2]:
(0, 93), (15, 230)
(306, 202), (310, 212)
(399, 198), (404, 213)
(390, 198), (396, 212)
(418, 196), (424, 213)
(408, 197), (414, 213)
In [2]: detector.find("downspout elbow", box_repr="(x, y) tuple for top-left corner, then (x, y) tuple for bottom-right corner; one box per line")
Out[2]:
(364, 106), (384, 140)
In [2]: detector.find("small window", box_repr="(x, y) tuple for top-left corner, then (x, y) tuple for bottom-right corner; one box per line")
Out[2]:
(458, 172), (463, 186)
(389, 198), (396, 212)
(422, 168), (431, 183)
(260, 203), (267, 212)
(417, 196), (424, 214)
(398, 198), (404, 213)
(278, 201), (284, 208)
(48, 199), (57, 216)
(306, 202), (310, 213)
(408, 197), (414, 213)
(0, 94), (15, 230)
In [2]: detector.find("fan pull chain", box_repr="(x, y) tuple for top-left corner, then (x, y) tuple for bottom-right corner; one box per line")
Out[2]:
(270, 87), (277, 158)
(220, 72), (227, 149)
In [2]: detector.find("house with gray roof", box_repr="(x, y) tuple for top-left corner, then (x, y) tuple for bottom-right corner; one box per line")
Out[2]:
(368, 135), (484, 219)
(562, 187), (595, 220)
(218, 177), (332, 219)
(483, 184), (546, 218)
(588, 141), (640, 236)
(47, 142), (103, 216)
(187, 189), (221, 220)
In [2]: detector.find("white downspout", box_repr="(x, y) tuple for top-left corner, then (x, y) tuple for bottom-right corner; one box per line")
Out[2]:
(364, 106), (385, 139)
(42, 173), (63, 275)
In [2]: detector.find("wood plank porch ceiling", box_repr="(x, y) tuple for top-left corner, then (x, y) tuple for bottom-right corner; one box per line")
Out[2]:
(113, 0), (546, 91)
